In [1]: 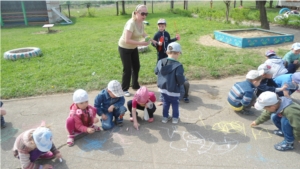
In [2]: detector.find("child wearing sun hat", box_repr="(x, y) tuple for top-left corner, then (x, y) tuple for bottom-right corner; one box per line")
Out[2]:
(282, 43), (300, 73)
(13, 125), (62, 169)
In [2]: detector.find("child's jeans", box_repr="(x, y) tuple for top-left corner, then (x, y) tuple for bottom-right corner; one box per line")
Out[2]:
(127, 100), (156, 118)
(162, 93), (180, 118)
(271, 113), (294, 142)
(1, 115), (5, 127)
(101, 106), (127, 130)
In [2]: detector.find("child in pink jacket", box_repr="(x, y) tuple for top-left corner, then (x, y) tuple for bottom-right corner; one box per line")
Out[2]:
(66, 89), (101, 147)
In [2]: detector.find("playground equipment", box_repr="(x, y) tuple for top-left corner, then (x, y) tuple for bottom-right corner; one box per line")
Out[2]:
(274, 8), (300, 23)
(4, 47), (42, 60)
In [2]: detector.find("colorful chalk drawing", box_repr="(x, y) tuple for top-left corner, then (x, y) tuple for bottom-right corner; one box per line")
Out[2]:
(212, 121), (246, 136)
(0, 127), (18, 143)
(251, 128), (272, 140)
(159, 126), (239, 155)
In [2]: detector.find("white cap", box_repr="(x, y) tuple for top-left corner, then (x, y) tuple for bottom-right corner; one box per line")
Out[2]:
(107, 80), (124, 97)
(157, 18), (166, 24)
(33, 127), (53, 152)
(291, 42), (300, 50)
(254, 91), (279, 110)
(246, 70), (264, 79)
(73, 89), (88, 103)
(258, 63), (273, 74)
(167, 42), (182, 53)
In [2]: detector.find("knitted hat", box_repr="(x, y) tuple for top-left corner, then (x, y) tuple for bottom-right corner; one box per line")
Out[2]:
(33, 127), (53, 152)
(107, 80), (124, 97)
(73, 89), (88, 103)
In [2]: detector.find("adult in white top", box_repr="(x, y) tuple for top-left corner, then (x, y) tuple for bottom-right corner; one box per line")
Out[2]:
(118, 4), (154, 97)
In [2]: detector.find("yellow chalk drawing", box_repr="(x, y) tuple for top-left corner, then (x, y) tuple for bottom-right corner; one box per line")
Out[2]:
(251, 128), (272, 140)
(212, 121), (246, 136)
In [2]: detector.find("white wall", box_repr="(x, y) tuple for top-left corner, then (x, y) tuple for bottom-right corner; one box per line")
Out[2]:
(46, 1), (61, 24)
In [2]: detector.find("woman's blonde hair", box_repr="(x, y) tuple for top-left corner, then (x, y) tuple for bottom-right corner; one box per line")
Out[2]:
(131, 4), (147, 20)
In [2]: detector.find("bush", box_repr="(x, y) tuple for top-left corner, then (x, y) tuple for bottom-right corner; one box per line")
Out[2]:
(170, 8), (192, 17)
(230, 8), (250, 22)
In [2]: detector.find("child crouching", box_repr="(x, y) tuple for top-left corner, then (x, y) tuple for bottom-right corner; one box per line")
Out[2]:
(66, 89), (100, 147)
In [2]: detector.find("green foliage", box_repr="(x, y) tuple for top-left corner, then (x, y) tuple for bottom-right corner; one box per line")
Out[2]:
(87, 7), (96, 17)
(170, 8), (192, 17)
(230, 8), (250, 22)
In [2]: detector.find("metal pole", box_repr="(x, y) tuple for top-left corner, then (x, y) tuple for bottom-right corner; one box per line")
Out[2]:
(0, 10), (3, 26)
(21, 1), (28, 26)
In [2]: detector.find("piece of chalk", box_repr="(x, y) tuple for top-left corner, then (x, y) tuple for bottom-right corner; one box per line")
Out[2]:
(126, 127), (129, 131)
(59, 158), (63, 162)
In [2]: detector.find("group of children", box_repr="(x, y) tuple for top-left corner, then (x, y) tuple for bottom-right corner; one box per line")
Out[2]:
(228, 42), (300, 151)
(10, 18), (189, 169)
(8, 17), (300, 168)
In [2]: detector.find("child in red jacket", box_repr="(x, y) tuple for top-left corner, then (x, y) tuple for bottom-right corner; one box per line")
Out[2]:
(66, 89), (101, 147)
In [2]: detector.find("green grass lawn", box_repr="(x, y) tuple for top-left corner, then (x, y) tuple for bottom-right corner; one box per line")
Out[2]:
(0, 1), (288, 99)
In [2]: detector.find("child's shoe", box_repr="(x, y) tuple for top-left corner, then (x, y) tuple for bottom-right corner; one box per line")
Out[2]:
(39, 151), (54, 159)
(183, 98), (189, 103)
(172, 118), (179, 124)
(148, 118), (154, 123)
(1, 123), (6, 129)
(162, 116), (172, 123)
(67, 135), (75, 147)
(124, 91), (130, 97)
(273, 130), (284, 137)
(274, 140), (294, 151)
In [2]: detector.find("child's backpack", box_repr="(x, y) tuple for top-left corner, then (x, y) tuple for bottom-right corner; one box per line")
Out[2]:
(134, 86), (149, 104)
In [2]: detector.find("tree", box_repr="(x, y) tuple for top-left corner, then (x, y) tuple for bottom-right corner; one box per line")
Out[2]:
(224, 0), (231, 22)
(258, 1), (270, 29)
(121, 0), (125, 15)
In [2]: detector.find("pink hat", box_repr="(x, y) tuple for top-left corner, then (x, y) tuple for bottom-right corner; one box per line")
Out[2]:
(134, 86), (149, 104)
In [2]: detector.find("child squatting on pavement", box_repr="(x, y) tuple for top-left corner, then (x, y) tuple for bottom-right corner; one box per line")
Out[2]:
(66, 89), (101, 147)
(94, 80), (127, 130)
(251, 91), (300, 151)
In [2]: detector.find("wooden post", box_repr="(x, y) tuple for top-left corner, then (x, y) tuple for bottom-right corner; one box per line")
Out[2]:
(67, 1), (71, 18)
(152, 0), (153, 13)
(144, 1), (146, 5)
(122, 1), (125, 15)
(234, 0), (236, 8)
(171, 0), (174, 9)
(116, 1), (119, 16)
(210, 0), (213, 9)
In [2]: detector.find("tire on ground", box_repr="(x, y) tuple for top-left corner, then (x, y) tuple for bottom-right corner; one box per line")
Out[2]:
(3, 47), (42, 60)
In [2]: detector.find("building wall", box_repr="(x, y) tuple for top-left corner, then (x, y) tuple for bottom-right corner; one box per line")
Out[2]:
(46, 0), (61, 24)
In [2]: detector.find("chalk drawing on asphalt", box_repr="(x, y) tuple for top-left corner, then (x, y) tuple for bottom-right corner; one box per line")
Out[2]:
(212, 121), (246, 136)
(159, 126), (238, 155)
(251, 128), (272, 140)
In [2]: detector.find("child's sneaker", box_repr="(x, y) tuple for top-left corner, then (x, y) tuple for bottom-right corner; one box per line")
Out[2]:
(273, 130), (284, 137)
(39, 151), (54, 159)
(183, 98), (189, 103)
(124, 91), (130, 97)
(67, 135), (75, 147)
(172, 118), (179, 124)
(274, 140), (294, 151)
(162, 116), (171, 123)
(148, 118), (154, 123)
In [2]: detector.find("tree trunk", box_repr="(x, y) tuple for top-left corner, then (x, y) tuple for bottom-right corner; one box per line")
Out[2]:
(152, 0), (153, 13)
(234, 0), (236, 8)
(240, 0), (243, 7)
(258, 1), (270, 29)
(224, 1), (231, 22)
(144, 1), (146, 5)
(184, 0), (188, 10)
(255, 0), (259, 9)
(116, 2), (119, 16)
(170, 0), (174, 9)
(122, 1), (125, 15)
(270, 0), (273, 8)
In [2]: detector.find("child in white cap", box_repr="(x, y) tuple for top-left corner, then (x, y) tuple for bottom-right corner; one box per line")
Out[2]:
(13, 124), (62, 169)
(94, 80), (127, 130)
(151, 18), (179, 62)
(155, 42), (185, 124)
(264, 50), (288, 78)
(282, 42), (300, 73)
(251, 91), (300, 151)
(227, 70), (263, 115)
(66, 89), (100, 147)
(256, 63), (287, 97)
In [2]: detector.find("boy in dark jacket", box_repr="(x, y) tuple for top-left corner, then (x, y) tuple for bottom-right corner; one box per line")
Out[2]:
(155, 42), (185, 124)
(251, 91), (300, 151)
(151, 18), (179, 62)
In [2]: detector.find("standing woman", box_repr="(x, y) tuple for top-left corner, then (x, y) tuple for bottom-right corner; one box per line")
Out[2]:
(118, 4), (152, 97)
